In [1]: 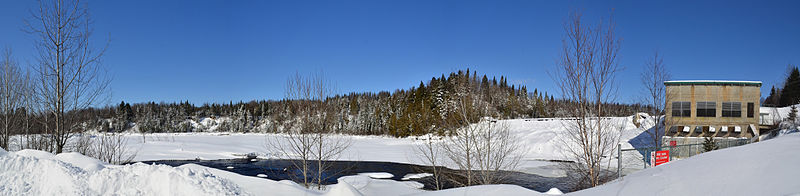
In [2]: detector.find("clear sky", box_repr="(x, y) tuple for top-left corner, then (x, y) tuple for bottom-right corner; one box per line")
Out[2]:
(1, 0), (798, 105)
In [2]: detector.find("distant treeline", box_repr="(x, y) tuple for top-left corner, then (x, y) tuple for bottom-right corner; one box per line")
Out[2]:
(763, 66), (800, 107)
(71, 69), (648, 137)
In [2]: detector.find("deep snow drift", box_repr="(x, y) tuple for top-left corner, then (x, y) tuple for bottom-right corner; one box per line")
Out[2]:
(569, 133), (800, 196)
(0, 148), (244, 195)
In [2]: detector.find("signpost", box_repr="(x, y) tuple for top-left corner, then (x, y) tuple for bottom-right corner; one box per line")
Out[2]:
(650, 150), (670, 167)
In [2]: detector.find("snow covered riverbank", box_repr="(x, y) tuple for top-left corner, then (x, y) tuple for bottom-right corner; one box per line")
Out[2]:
(122, 116), (646, 178)
(3, 133), (799, 195)
(0, 147), (546, 195)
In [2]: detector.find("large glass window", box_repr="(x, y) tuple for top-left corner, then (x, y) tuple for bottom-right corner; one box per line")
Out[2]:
(747, 102), (754, 118)
(722, 102), (742, 117)
(671, 102), (691, 117)
(696, 102), (716, 117)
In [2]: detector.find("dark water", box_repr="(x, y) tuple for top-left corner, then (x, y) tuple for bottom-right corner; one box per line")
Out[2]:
(137, 159), (573, 193)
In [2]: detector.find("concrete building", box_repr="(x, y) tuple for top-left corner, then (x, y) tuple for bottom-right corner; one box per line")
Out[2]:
(663, 80), (762, 141)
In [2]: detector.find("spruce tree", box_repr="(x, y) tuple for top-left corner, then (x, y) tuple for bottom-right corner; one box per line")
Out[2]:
(779, 66), (800, 106)
(702, 137), (719, 152)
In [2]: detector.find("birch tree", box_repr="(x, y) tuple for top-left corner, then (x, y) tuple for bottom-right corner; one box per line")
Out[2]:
(26, 0), (110, 153)
(640, 51), (670, 147)
(269, 71), (350, 189)
(0, 48), (27, 150)
(554, 10), (623, 188)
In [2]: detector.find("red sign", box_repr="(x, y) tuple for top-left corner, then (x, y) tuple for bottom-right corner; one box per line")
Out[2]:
(650, 150), (670, 167)
(670, 141), (677, 147)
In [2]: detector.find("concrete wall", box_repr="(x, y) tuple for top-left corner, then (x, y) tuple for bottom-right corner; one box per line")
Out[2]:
(665, 83), (760, 138)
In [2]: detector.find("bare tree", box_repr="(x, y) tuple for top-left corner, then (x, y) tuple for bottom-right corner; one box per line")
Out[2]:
(93, 133), (136, 164)
(0, 48), (26, 150)
(640, 51), (670, 147)
(415, 132), (443, 190)
(442, 97), (480, 186)
(473, 122), (522, 185)
(25, 0), (110, 153)
(441, 95), (523, 187)
(553, 10), (623, 188)
(269, 71), (350, 190)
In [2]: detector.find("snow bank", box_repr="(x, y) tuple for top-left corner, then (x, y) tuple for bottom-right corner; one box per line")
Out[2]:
(569, 133), (800, 196)
(0, 149), (243, 196)
(409, 184), (545, 196)
(339, 175), (424, 195)
(178, 163), (320, 195)
(402, 173), (433, 180)
(543, 188), (564, 195)
(359, 172), (394, 179)
(54, 152), (106, 172)
(323, 181), (363, 196)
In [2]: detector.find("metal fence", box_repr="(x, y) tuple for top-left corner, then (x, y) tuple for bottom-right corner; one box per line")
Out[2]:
(617, 138), (751, 178)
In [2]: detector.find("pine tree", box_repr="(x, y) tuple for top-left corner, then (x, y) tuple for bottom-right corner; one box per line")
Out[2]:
(779, 66), (800, 106)
(702, 137), (719, 152)
(765, 86), (778, 106)
(788, 104), (797, 122)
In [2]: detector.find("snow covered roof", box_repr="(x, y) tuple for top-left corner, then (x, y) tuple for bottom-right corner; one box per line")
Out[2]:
(664, 80), (762, 86)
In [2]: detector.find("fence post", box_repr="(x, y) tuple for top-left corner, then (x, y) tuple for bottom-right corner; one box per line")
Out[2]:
(617, 143), (622, 179)
(643, 149), (648, 169)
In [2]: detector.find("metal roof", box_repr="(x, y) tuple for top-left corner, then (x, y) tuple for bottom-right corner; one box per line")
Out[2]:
(664, 80), (762, 86)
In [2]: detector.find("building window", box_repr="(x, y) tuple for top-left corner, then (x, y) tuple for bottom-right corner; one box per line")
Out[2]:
(722, 102), (742, 117)
(696, 102), (716, 117)
(747, 102), (754, 118)
(672, 102), (691, 117)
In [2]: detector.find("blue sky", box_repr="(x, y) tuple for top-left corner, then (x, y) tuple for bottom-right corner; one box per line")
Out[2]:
(1, 0), (798, 105)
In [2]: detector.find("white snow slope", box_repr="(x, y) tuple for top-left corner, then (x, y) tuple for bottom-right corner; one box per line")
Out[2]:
(569, 133), (800, 196)
(0, 148), (245, 195)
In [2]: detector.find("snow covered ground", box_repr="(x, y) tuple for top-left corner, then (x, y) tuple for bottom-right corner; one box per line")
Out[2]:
(0, 148), (244, 195)
(122, 116), (647, 178)
(0, 147), (543, 195)
(3, 115), (799, 195)
(569, 132), (800, 196)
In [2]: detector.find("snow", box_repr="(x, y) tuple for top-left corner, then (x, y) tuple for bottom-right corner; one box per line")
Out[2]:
(122, 116), (645, 178)
(0, 147), (542, 195)
(568, 133), (800, 196)
(359, 172), (394, 179)
(408, 184), (545, 196)
(339, 175), (425, 195)
(322, 181), (363, 196)
(4, 115), (799, 195)
(54, 152), (106, 172)
(402, 173), (433, 180)
(178, 163), (319, 195)
(543, 188), (564, 195)
(0, 149), (244, 195)
(664, 80), (762, 84)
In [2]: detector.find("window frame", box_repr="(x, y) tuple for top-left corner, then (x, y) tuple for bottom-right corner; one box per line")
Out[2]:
(747, 102), (754, 118)
(696, 101), (716, 117)
(722, 102), (742, 117)
(671, 102), (691, 117)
